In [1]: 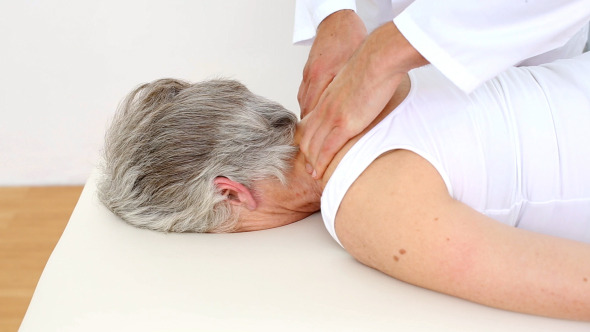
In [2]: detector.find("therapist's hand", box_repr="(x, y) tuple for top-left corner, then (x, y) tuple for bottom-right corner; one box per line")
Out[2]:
(298, 10), (367, 118)
(300, 22), (428, 179)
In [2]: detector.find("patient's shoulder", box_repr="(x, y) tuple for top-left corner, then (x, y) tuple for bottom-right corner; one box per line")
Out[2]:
(334, 149), (450, 249)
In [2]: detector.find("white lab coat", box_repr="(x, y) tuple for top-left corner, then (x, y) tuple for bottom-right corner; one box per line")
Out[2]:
(294, 0), (590, 92)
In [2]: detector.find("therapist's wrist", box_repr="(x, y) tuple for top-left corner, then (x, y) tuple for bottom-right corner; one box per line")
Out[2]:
(364, 22), (428, 78)
(317, 9), (359, 34)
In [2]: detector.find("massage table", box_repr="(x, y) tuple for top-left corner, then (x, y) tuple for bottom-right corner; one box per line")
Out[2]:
(19, 170), (590, 331)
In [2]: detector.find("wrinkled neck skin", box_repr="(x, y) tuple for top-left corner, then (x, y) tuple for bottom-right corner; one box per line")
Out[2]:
(234, 74), (412, 232)
(232, 149), (323, 232)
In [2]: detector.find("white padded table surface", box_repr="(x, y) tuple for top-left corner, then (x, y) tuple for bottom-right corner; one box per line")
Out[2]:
(19, 171), (590, 331)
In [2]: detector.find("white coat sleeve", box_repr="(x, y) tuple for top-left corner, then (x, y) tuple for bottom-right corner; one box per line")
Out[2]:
(293, 0), (357, 45)
(394, 0), (590, 93)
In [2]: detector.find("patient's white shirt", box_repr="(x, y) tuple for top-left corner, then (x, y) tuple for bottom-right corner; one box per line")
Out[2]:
(321, 52), (590, 246)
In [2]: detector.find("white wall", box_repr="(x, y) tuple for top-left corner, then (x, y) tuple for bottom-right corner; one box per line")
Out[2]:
(0, 0), (309, 186)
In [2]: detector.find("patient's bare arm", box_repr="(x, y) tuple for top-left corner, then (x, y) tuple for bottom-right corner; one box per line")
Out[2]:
(335, 149), (590, 321)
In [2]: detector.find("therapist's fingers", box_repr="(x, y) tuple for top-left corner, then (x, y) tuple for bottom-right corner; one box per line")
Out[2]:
(297, 61), (312, 115)
(310, 124), (352, 180)
(299, 71), (334, 119)
(298, 109), (319, 165)
(300, 89), (359, 179)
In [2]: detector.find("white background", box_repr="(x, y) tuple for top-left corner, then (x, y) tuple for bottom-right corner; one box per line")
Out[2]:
(0, 0), (309, 185)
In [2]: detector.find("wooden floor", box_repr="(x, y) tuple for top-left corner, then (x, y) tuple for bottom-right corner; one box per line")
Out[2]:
(0, 186), (84, 332)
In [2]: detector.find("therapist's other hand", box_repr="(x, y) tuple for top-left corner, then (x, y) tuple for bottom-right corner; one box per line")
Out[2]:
(298, 10), (367, 118)
(300, 22), (428, 179)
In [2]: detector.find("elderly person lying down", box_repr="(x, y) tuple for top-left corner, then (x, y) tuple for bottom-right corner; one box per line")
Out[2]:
(99, 52), (590, 321)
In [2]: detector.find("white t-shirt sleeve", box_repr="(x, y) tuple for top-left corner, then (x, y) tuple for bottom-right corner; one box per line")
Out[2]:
(394, 0), (590, 93)
(293, 0), (356, 45)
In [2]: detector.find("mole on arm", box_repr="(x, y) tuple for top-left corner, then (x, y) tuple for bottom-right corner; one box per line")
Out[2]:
(393, 249), (407, 262)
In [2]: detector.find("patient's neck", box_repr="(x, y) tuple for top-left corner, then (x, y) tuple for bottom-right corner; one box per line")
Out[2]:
(235, 152), (322, 232)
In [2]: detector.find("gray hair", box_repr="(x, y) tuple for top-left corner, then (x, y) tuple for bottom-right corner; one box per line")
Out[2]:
(98, 78), (298, 233)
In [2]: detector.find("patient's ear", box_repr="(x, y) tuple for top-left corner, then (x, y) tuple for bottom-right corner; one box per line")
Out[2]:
(213, 177), (257, 211)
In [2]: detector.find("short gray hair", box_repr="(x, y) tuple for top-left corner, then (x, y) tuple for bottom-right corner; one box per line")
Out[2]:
(98, 78), (298, 233)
